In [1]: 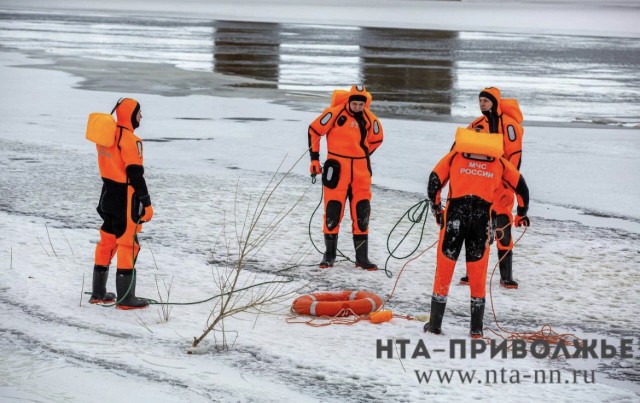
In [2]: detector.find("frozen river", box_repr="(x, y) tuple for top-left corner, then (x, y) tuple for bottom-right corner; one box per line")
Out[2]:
(0, 2), (639, 402)
(1, 9), (639, 126)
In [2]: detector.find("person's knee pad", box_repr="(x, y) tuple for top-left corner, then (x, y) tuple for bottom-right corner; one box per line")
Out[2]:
(355, 199), (370, 232)
(441, 232), (462, 261)
(325, 200), (343, 231)
(495, 214), (512, 249)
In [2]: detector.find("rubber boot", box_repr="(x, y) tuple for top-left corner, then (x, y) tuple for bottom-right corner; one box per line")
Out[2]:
(89, 265), (116, 304)
(470, 297), (485, 338)
(115, 269), (149, 310)
(424, 295), (447, 334)
(319, 234), (338, 268)
(459, 274), (469, 285)
(353, 234), (377, 271)
(498, 250), (518, 289)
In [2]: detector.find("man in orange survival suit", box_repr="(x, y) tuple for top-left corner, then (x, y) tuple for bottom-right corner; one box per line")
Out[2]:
(460, 87), (524, 288)
(308, 85), (383, 270)
(424, 129), (530, 338)
(90, 98), (153, 309)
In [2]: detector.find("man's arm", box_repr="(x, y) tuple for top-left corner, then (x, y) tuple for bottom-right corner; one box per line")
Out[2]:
(366, 110), (383, 155)
(120, 131), (151, 207)
(500, 158), (529, 222)
(502, 118), (524, 169)
(308, 106), (340, 160)
(427, 151), (455, 208)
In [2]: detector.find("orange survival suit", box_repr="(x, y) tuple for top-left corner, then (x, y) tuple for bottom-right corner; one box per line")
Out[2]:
(425, 132), (530, 338)
(308, 85), (383, 270)
(464, 86), (524, 288)
(91, 98), (152, 309)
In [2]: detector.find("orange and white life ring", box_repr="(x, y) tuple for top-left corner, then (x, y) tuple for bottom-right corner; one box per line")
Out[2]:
(292, 291), (382, 317)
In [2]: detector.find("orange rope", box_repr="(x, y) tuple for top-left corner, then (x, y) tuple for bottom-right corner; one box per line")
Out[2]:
(286, 307), (415, 327)
(286, 308), (366, 326)
(289, 217), (578, 344)
(494, 221), (510, 243)
(382, 239), (438, 309)
(287, 234), (437, 326)
(484, 226), (581, 347)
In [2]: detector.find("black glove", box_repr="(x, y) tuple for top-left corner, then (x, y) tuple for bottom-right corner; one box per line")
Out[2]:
(515, 206), (530, 227)
(431, 204), (444, 228)
(515, 215), (530, 227)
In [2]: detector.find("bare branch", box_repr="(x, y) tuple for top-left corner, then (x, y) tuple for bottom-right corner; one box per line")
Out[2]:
(192, 150), (310, 350)
(45, 223), (57, 257)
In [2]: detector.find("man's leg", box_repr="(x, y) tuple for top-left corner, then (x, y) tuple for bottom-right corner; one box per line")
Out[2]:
(425, 206), (464, 334)
(90, 218), (117, 303)
(114, 188), (148, 309)
(350, 160), (376, 270)
(320, 158), (349, 268)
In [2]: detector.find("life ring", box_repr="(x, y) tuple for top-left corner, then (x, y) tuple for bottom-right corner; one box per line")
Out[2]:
(292, 291), (382, 317)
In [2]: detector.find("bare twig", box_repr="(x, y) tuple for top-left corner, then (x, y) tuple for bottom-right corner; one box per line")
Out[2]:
(45, 223), (57, 257)
(154, 274), (174, 323)
(61, 230), (74, 256)
(80, 272), (85, 307)
(147, 241), (159, 270)
(136, 314), (153, 333)
(394, 339), (407, 373)
(145, 240), (173, 322)
(192, 150), (310, 350)
(37, 238), (50, 257)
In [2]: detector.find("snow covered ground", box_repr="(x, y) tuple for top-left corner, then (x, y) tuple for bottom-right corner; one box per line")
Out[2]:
(1, 1), (639, 402)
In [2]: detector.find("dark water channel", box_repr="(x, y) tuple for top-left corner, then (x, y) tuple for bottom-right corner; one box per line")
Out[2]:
(1, 11), (638, 125)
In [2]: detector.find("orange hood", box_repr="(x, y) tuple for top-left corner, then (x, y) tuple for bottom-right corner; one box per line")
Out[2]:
(348, 85), (372, 109)
(479, 87), (501, 115)
(114, 98), (140, 131)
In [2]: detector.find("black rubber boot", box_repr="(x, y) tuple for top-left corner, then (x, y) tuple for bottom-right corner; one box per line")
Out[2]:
(115, 269), (149, 310)
(424, 295), (447, 334)
(498, 250), (518, 289)
(353, 234), (377, 270)
(459, 274), (469, 285)
(89, 265), (116, 304)
(470, 297), (486, 338)
(319, 234), (338, 268)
